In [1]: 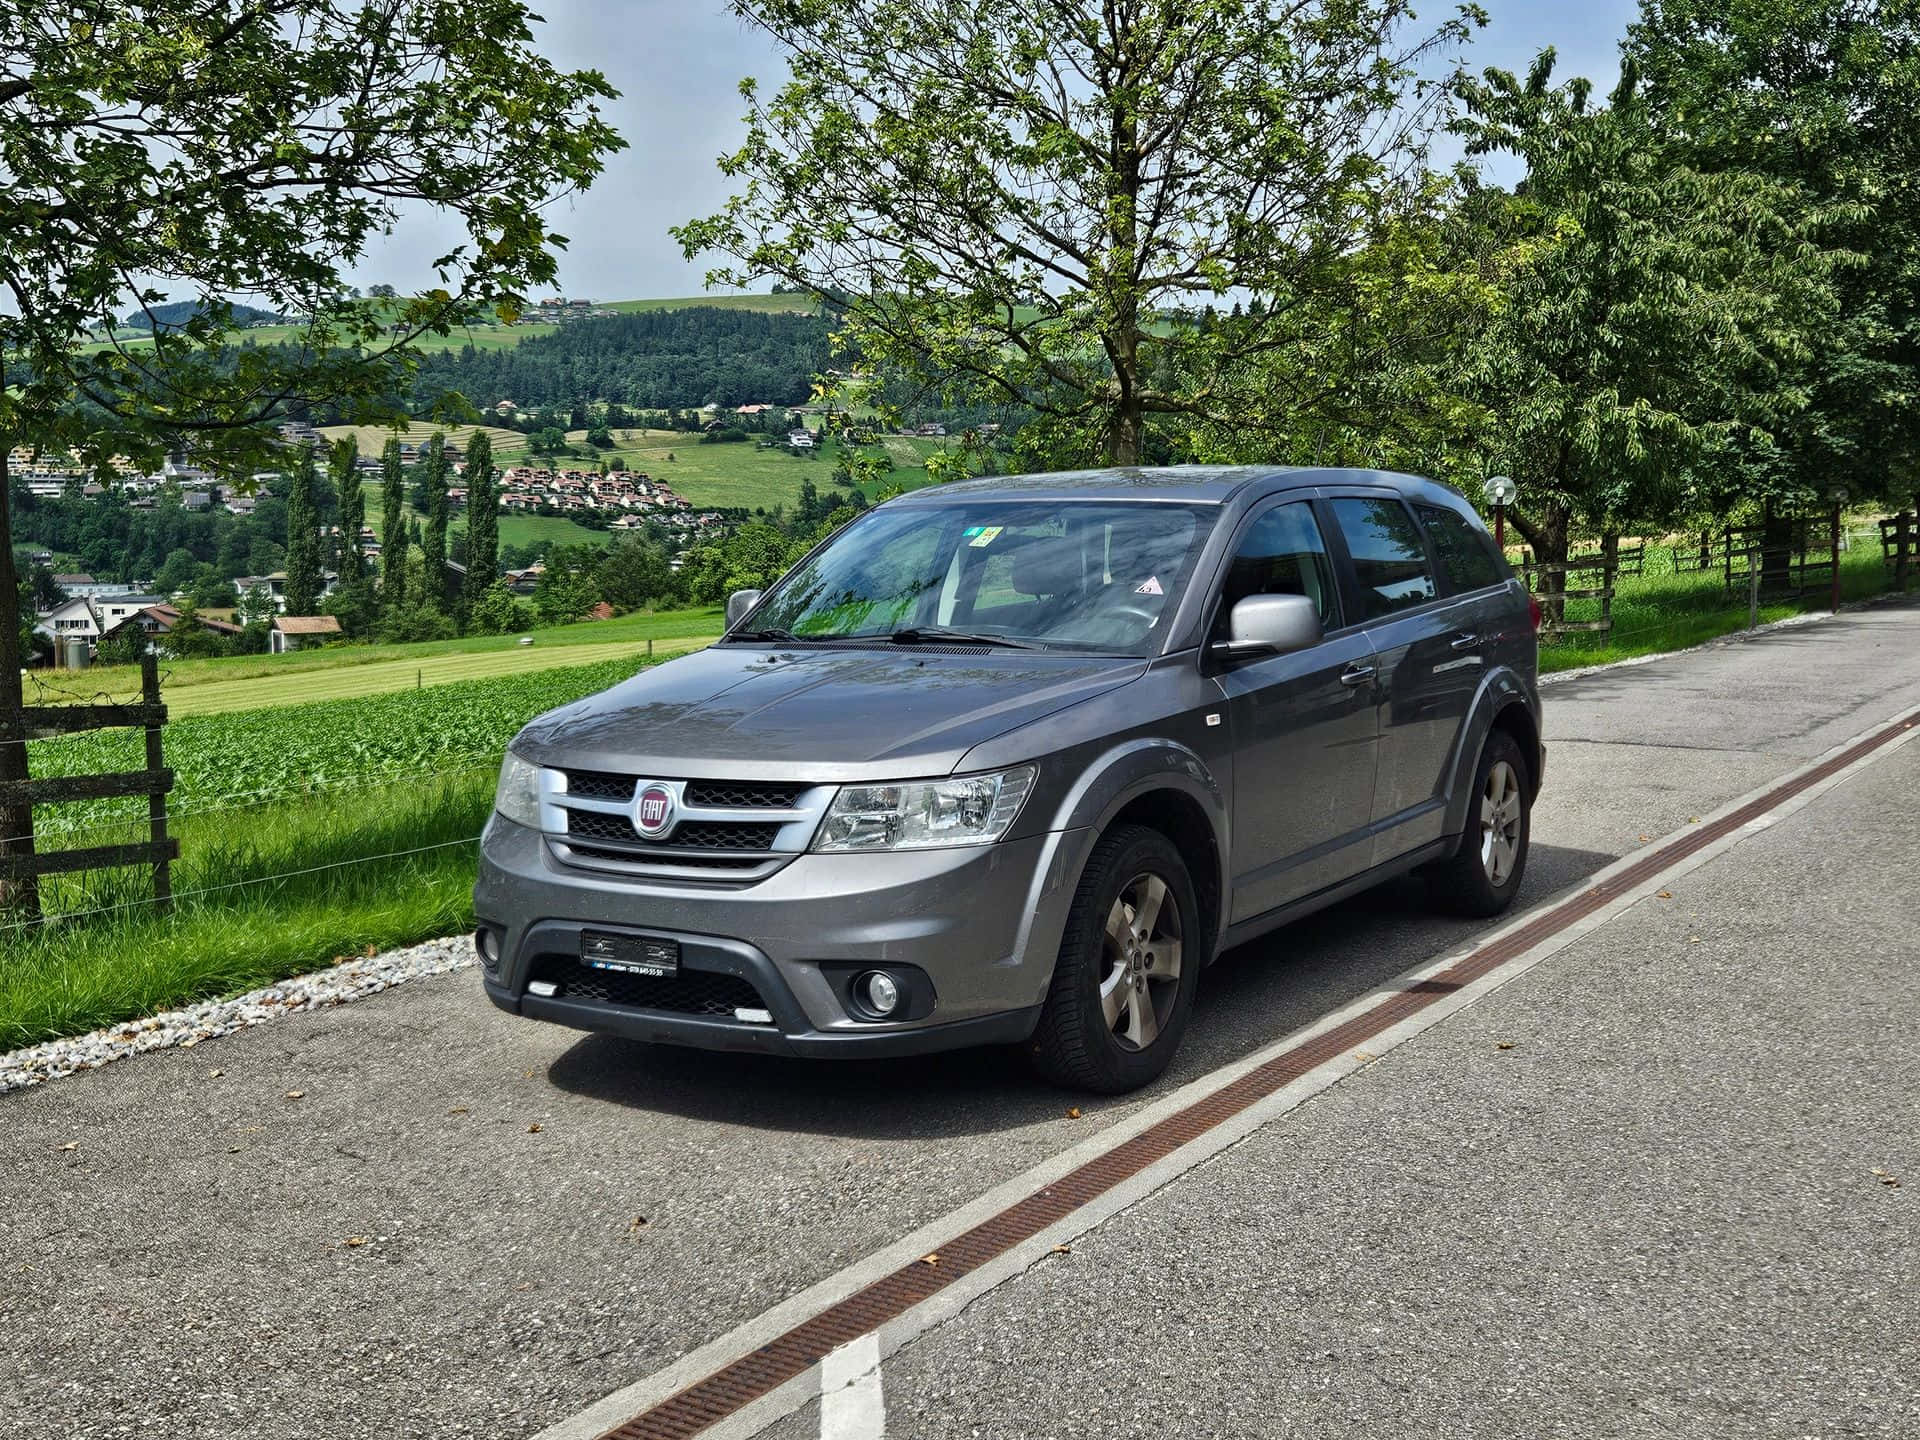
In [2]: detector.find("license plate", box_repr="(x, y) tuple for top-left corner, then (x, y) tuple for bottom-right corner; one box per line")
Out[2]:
(580, 931), (679, 978)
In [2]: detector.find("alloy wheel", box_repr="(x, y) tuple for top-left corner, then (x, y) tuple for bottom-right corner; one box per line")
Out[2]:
(1479, 759), (1523, 886)
(1099, 872), (1183, 1050)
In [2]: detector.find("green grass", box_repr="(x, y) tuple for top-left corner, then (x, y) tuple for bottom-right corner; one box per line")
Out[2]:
(570, 428), (950, 512)
(318, 420), (531, 455)
(1536, 538), (1900, 673)
(32, 606), (725, 716)
(3, 652), (678, 1048)
(78, 293), (813, 356)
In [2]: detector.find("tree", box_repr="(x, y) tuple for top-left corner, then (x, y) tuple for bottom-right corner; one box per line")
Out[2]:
(528, 426), (571, 456)
(380, 437), (407, 609)
(420, 432), (450, 610)
(532, 547), (603, 623)
(0, 0), (622, 916)
(596, 536), (676, 610)
(1626, 0), (1920, 513)
(677, 0), (1481, 465)
(283, 448), (323, 616)
(469, 578), (533, 635)
(463, 432), (500, 613)
(1453, 53), (1842, 598)
(331, 436), (365, 582)
(238, 583), (278, 628)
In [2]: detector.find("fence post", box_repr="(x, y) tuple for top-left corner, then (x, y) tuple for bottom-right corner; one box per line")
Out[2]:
(647, 637), (653, 659)
(1829, 502), (1843, 612)
(142, 652), (172, 913)
(1748, 555), (1760, 630)
(1899, 511), (1914, 593)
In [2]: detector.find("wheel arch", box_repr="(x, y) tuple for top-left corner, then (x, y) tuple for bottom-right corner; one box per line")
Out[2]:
(1047, 739), (1229, 966)
(1440, 668), (1543, 848)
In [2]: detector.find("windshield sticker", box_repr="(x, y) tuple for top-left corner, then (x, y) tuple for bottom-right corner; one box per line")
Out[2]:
(967, 525), (1004, 548)
(1135, 575), (1164, 595)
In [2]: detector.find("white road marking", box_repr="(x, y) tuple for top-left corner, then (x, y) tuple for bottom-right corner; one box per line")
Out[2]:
(821, 1333), (884, 1440)
(531, 705), (1920, 1440)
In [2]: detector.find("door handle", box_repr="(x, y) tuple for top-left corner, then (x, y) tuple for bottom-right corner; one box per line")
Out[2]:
(1450, 632), (1482, 651)
(1339, 664), (1376, 687)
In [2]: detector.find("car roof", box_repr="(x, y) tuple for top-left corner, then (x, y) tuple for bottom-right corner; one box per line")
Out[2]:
(889, 465), (1458, 506)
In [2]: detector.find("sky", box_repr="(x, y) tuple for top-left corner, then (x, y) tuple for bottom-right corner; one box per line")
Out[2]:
(350, 0), (1645, 302)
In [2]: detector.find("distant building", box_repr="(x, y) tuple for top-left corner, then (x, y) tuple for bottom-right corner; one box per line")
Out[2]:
(269, 615), (343, 653)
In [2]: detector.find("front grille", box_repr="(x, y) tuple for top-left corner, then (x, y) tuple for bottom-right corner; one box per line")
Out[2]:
(672, 821), (780, 851)
(683, 780), (811, 809)
(559, 812), (781, 851)
(561, 769), (635, 801)
(561, 842), (770, 871)
(531, 956), (766, 1017)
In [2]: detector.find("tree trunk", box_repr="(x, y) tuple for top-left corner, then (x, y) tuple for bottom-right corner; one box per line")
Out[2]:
(1760, 498), (1793, 594)
(0, 442), (42, 918)
(1509, 502), (1571, 623)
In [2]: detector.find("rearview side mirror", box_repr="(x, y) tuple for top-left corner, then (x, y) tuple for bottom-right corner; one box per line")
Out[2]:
(725, 589), (763, 629)
(1213, 593), (1322, 660)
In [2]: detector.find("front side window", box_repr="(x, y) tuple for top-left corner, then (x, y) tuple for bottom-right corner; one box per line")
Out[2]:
(1417, 504), (1506, 593)
(739, 500), (1216, 654)
(1328, 497), (1438, 620)
(1211, 501), (1339, 643)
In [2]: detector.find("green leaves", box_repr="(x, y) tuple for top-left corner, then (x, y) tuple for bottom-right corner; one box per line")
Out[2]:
(682, 0), (1482, 464)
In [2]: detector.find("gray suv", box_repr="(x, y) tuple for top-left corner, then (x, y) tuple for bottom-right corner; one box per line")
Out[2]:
(474, 467), (1542, 1092)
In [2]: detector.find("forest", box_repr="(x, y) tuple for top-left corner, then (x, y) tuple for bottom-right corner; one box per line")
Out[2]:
(405, 306), (832, 412)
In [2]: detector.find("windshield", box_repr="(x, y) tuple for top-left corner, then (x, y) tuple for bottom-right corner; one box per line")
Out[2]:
(736, 500), (1216, 653)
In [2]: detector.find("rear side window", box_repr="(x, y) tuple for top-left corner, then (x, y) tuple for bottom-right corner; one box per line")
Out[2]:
(1327, 498), (1438, 619)
(1212, 501), (1339, 640)
(1417, 504), (1505, 593)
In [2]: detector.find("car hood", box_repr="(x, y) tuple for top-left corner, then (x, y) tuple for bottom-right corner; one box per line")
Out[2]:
(513, 643), (1147, 781)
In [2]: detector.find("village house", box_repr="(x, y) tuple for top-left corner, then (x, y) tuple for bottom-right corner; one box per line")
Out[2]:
(269, 615), (344, 653)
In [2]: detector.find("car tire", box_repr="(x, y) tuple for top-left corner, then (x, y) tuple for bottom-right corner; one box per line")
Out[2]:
(1427, 728), (1532, 917)
(1029, 824), (1202, 1093)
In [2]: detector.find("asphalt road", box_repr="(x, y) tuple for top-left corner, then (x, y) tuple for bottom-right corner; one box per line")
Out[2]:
(3, 601), (1918, 1440)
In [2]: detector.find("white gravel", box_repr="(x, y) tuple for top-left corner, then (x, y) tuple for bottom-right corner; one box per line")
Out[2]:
(0, 934), (474, 1095)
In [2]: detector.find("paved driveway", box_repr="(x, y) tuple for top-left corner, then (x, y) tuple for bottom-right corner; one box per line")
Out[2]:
(4, 601), (1918, 1440)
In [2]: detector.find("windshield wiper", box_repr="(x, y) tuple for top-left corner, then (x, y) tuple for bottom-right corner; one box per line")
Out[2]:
(727, 627), (813, 643)
(886, 627), (1045, 651)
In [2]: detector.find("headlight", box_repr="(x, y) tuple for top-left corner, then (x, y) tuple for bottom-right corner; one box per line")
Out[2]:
(812, 766), (1036, 852)
(493, 749), (543, 829)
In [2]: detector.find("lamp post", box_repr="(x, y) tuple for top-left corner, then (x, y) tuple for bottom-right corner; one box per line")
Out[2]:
(1485, 475), (1518, 554)
(1827, 485), (1848, 613)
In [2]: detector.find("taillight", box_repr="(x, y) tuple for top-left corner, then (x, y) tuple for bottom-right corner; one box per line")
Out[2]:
(1526, 593), (1543, 632)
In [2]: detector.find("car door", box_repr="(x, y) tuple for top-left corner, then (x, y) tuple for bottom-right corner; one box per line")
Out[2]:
(1210, 498), (1380, 923)
(1321, 493), (1473, 863)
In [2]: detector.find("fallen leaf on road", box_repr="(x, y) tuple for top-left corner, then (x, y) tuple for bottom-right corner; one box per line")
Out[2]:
(285, 1090), (305, 1100)
(1353, 1049), (1374, 1062)
(527, 1122), (543, 1133)
(1495, 1042), (1515, 1051)
(1688, 936), (1703, 944)
(919, 1253), (940, 1266)
(1688, 816), (1701, 824)
(1656, 890), (1673, 900)
(1050, 1244), (1071, 1256)
(343, 1236), (369, 1248)
(1638, 834), (1653, 843)
(208, 1068), (223, 1079)
(1065, 1107), (1082, 1120)
(448, 1106), (470, 1115)
(57, 1141), (78, 1151)
(628, 1216), (649, 1232)
(227, 1145), (243, 1153)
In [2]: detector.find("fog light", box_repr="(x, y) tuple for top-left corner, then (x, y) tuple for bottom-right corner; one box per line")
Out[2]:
(474, 927), (501, 975)
(859, 970), (901, 1017)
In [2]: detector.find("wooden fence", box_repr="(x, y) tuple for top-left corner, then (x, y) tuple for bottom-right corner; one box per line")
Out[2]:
(1722, 520), (1833, 599)
(0, 652), (176, 912)
(1526, 556), (1617, 643)
(1881, 512), (1917, 587)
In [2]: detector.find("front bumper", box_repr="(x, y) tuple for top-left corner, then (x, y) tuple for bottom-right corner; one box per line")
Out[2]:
(472, 815), (1092, 1058)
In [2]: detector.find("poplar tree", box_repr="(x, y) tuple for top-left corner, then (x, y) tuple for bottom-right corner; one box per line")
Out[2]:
(420, 432), (450, 610)
(380, 437), (407, 610)
(283, 448), (323, 617)
(331, 436), (365, 582)
(463, 431), (500, 613)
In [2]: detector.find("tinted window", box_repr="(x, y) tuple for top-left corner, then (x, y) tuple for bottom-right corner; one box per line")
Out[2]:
(1213, 501), (1339, 641)
(1327, 498), (1438, 619)
(1417, 504), (1505, 592)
